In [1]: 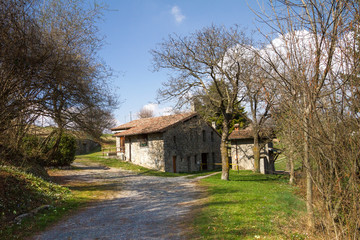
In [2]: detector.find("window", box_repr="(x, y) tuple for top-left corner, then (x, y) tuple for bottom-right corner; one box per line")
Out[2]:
(139, 135), (148, 147)
(173, 135), (176, 144)
(187, 156), (191, 172)
(202, 130), (206, 142)
(211, 131), (214, 142)
(212, 152), (216, 169)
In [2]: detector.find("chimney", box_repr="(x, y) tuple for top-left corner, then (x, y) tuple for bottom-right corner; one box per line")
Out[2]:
(190, 101), (196, 112)
(234, 124), (240, 131)
(212, 121), (216, 129)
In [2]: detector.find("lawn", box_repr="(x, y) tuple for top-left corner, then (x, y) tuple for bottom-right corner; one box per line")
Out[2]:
(193, 170), (307, 240)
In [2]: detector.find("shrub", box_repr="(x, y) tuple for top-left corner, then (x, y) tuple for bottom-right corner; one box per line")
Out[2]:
(47, 133), (76, 167)
(22, 133), (77, 167)
(22, 135), (42, 158)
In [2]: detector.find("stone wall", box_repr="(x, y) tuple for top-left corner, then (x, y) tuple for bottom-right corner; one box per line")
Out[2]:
(163, 116), (221, 173)
(75, 139), (100, 155)
(230, 139), (271, 174)
(123, 133), (165, 171)
(231, 139), (255, 170)
(116, 116), (222, 173)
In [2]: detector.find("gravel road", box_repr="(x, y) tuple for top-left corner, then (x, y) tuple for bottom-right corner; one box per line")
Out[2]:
(30, 162), (208, 240)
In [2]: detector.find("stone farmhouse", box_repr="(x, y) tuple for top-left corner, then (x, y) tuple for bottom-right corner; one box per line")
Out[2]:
(228, 124), (278, 174)
(111, 112), (222, 173)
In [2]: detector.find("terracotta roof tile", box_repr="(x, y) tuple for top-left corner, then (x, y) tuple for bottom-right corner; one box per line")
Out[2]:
(112, 112), (197, 137)
(228, 126), (254, 140)
(228, 126), (274, 140)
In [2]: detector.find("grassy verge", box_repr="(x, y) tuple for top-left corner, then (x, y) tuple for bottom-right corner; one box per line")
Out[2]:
(193, 170), (308, 240)
(1, 198), (84, 240)
(186, 169), (221, 179)
(0, 155), (122, 239)
(0, 166), (78, 240)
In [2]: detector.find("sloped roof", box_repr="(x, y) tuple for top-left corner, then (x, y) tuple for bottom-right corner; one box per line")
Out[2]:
(228, 126), (254, 140)
(111, 112), (198, 137)
(228, 125), (275, 140)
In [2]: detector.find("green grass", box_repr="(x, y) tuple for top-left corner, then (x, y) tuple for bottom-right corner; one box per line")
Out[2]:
(186, 169), (222, 179)
(1, 198), (84, 240)
(0, 166), (78, 240)
(193, 170), (306, 239)
(275, 156), (303, 172)
(274, 156), (288, 171)
(100, 134), (116, 148)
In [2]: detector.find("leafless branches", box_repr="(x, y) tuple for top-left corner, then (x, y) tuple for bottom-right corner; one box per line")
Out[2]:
(138, 107), (154, 119)
(256, 0), (360, 237)
(151, 25), (253, 180)
(0, 0), (117, 162)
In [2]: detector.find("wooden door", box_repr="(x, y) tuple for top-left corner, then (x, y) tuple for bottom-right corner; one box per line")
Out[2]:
(201, 153), (208, 170)
(120, 136), (125, 153)
(172, 156), (176, 173)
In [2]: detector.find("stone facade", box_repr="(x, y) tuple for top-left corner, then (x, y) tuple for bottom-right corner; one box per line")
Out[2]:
(230, 139), (273, 174)
(123, 133), (165, 171)
(113, 113), (221, 173)
(228, 124), (275, 174)
(162, 116), (221, 173)
(75, 139), (100, 155)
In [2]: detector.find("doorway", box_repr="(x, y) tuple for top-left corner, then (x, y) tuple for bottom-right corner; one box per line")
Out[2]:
(172, 156), (177, 173)
(201, 153), (208, 170)
(120, 136), (125, 153)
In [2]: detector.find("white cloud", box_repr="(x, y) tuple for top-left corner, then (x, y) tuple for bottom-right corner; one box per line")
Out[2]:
(142, 103), (173, 116)
(259, 30), (353, 77)
(171, 6), (185, 24)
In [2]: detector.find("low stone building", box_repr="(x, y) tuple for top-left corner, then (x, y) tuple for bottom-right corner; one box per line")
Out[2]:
(228, 124), (277, 174)
(111, 112), (221, 173)
(75, 139), (101, 155)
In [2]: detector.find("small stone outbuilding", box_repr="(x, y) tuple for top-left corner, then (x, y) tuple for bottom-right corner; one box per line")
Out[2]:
(228, 124), (277, 174)
(111, 112), (221, 173)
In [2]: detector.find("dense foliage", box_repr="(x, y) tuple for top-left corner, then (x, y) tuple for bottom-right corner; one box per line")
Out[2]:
(195, 101), (248, 135)
(22, 133), (76, 167)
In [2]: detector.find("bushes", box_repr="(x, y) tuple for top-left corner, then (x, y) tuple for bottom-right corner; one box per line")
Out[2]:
(22, 133), (76, 167)
(46, 133), (76, 167)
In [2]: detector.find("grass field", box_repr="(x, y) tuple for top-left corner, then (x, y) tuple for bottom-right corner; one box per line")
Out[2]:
(194, 170), (308, 240)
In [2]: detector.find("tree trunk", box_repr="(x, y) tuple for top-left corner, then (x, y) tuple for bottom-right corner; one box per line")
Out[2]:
(288, 129), (295, 184)
(304, 107), (314, 229)
(221, 118), (230, 180)
(253, 130), (260, 173)
(289, 155), (295, 184)
(221, 138), (229, 180)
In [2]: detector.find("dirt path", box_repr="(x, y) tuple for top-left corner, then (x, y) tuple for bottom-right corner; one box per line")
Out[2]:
(30, 162), (209, 240)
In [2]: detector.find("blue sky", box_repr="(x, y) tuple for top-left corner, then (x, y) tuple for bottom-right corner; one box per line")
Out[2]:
(98, 0), (265, 124)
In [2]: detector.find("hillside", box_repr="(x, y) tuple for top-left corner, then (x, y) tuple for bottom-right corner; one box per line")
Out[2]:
(0, 166), (70, 233)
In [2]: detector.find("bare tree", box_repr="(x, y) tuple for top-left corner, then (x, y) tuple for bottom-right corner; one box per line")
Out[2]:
(0, 0), (54, 149)
(151, 25), (252, 180)
(138, 107), (154, 119)
(0, 0), (117, 162)
(236, 48), (275, 172)
(255, 0), (359, 236)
